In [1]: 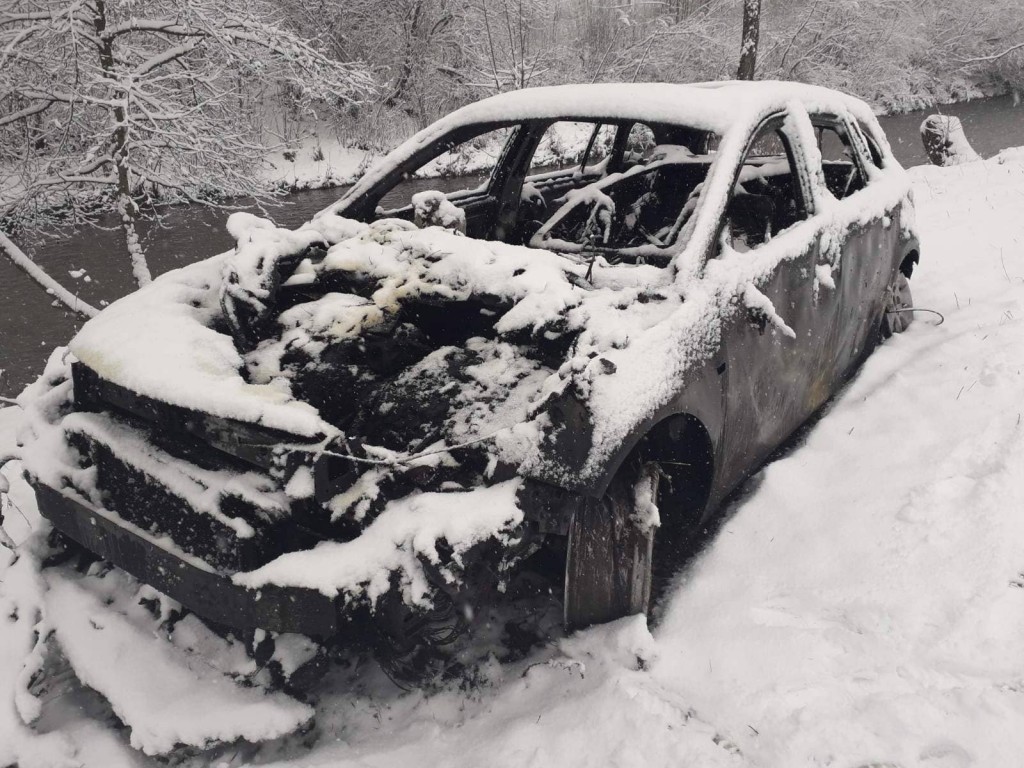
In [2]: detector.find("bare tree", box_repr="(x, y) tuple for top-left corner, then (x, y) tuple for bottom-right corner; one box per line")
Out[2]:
(0, 0), (375, 291)
(468, 0), (553, 94)
(737, 0), (761, 80)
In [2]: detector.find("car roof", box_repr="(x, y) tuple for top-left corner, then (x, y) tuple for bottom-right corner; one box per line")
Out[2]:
(435, 81), (874, 135)
(319, 80), (885, 220)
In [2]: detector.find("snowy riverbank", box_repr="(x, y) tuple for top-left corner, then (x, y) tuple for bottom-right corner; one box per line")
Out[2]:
(4, 149), (1024, 766)
(263, 134), (378, 192)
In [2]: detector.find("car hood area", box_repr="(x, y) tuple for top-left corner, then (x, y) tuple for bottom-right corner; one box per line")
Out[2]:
(69, 213), (682, 485)
(18, 213), (683, 604)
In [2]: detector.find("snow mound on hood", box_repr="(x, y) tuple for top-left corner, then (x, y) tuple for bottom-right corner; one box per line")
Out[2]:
(69, 253), (329, 438)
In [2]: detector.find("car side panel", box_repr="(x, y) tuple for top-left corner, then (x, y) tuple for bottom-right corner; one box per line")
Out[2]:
(716, 226), (825, 493)
(833, 204), (901, 376)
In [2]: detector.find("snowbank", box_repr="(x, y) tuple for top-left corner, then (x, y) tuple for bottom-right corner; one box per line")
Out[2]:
(263, 133), (376, 192)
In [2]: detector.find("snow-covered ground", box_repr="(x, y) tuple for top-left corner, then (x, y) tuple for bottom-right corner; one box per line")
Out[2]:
(4, 150), (1024, 766)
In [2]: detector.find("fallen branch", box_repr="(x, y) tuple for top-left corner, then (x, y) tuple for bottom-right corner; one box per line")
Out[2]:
(955, 40), (1024, 64)
(0, 231), (98, 319)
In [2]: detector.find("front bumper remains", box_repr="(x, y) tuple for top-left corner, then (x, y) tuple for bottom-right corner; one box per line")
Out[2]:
(33, 482), (351, 638)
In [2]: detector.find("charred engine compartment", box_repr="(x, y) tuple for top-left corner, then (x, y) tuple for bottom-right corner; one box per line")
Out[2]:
(59, 238), (578, 598)
(227, 248), (578, 531)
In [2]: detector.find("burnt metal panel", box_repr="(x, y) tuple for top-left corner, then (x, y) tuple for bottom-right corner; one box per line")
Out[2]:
(72, 362), (322, 469)
(34, 483), (351, 638)
(69, 428), (283, 572)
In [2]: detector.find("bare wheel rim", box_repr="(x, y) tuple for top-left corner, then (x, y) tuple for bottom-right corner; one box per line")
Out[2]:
(882, 272), (914, 337)
(564, 462), (660, 631)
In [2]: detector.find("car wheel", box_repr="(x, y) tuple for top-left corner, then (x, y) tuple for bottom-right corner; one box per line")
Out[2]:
(881, 271), (914, 338)
(564, 462), (660, 631)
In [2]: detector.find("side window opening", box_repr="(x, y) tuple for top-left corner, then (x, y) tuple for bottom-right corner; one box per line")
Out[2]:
(515, 121), (612, 245)
(725, 126), (809, 253)
(623, 122), (658, 166)
(815, 124), (866, 199)
(376, 125), (517, 213)
(582, 123), (617, 174)
(528, 121), (605, 176)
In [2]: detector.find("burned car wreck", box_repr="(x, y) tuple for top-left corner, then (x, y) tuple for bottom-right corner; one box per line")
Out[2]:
(19, 82), (920, 662)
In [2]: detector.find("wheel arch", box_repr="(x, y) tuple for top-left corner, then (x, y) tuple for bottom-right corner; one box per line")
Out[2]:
(900, 247), (919, 278)
(629, 413), (717, 529)
(581, 364), (724, 506)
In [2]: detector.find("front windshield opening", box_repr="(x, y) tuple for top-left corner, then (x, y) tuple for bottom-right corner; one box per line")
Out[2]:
(376, 124), (518, 213)
(531, 121), (722, 265)
(351, 116), (720, 265)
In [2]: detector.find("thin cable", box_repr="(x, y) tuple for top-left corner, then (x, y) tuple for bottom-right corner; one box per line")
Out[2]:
(314, 427), (509, 468)
(886, 307), (945, 325)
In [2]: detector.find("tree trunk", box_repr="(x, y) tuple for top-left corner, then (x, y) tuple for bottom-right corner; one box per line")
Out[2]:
(94, 0), (152, 287)
(737, 0), (761, 80)
(117, 194), (151, 287)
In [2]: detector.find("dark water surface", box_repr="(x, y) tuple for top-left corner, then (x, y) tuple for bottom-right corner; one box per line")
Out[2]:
(3, 94), (1023, 397)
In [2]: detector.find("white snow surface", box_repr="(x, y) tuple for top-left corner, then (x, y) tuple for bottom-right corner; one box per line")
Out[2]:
(44, 574), (312, 756)
(263, 134), (374, 191)
(410, 190), (467, 232)
(5, 150), (1024, 765)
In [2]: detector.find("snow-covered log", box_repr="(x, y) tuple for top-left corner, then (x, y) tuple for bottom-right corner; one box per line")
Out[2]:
(0, 232), (97, 319)
(920, 115), (981, 167)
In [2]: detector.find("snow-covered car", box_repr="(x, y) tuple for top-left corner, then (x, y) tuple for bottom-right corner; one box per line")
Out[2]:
(20, 82), (919, 660)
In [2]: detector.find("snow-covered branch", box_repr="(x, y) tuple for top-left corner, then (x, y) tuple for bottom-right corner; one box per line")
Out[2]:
(955, 39), (1024, 64)
(0, 231), (98, 318)
(0, 0), (377, 290)
(133, 39), (204, 77)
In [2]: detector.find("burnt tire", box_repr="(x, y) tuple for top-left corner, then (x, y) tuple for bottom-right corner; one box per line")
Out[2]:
(881, 272), (914, 338)
(373, 588), (468, 686)
(563, 463), (660, 631)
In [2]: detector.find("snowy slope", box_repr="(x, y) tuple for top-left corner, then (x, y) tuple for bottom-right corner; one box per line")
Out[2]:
(3, 151), (1024, 766)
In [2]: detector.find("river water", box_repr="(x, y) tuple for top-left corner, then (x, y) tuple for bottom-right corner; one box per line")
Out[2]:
(3, 94), (1023, 397)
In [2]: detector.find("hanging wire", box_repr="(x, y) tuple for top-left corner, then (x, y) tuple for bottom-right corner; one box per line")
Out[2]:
(313, 426), (510, 468)
(886, 307), (945, 325)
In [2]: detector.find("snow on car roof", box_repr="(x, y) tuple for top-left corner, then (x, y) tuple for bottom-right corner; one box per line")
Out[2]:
(320, 80), (885, 219)
(443, 80), (876, 132)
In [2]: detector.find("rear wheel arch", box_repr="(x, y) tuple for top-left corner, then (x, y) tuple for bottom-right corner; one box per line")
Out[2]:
(900, 248), (919, 278)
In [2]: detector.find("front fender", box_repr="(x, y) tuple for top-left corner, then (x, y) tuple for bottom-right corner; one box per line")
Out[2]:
(522, 362), (725, 500)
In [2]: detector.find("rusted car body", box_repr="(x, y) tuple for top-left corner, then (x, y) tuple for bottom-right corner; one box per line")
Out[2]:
(22, 82), (919, 645)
